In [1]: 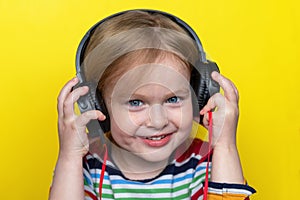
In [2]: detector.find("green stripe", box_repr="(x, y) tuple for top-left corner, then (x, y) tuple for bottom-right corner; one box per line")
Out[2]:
(110, 193), (191, 200)
(112, 183), (187, 194)
(101, 193), (115, 199)
(93, 183), (112, 189)
(93, 183), (193, 199)
(190, 172), (206, 189)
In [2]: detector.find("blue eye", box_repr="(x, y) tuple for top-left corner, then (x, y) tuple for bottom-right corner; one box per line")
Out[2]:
(128, 99), (143, 107)
(166, 96), (180, 104)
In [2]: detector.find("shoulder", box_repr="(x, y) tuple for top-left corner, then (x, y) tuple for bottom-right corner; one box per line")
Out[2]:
(174, 138), (211, 164)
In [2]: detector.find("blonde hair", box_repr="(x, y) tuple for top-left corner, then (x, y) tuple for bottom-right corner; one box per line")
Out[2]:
(82, 10), (199, 96)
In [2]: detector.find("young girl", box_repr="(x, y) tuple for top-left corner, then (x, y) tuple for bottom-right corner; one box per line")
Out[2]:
(49, 10), (255, 200)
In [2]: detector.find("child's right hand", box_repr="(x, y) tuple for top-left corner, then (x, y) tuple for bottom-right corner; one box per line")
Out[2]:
(57, 77), (106, 158)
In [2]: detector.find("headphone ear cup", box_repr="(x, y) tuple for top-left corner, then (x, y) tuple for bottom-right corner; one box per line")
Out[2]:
(95, 91), (110, 133)
(191, 61), (220, 123)
(205, 61), (220, 97)
(73, 81), (110, 136)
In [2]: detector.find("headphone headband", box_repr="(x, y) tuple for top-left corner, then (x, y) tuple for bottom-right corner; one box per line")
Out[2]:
(75, 9), (207, 74)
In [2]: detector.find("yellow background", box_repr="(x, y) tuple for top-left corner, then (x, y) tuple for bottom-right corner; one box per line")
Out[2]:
(0, 0), (299, 199)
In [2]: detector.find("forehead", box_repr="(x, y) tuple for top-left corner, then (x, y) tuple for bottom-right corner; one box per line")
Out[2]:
(110, 57), (191, 99)
(130, 54), (190, 78)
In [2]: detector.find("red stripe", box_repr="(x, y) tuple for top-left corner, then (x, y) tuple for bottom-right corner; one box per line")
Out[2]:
(85, 190), (98, 200)
(191, 187), (204, 200)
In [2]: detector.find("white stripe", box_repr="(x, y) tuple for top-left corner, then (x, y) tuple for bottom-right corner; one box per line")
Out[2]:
(208, 187), (253, 196)
(84, 196), (94, 200)
(101, 188), (113, 195)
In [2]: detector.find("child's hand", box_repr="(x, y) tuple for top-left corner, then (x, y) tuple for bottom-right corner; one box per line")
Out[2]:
(200, 71), (239, 148)
(57, 77), (106, 158)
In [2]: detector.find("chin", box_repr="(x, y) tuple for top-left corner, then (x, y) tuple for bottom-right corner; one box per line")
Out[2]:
(133, 145), (175, 163)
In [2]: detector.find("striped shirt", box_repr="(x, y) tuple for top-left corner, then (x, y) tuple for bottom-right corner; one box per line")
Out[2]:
(83, 139), (255, 200)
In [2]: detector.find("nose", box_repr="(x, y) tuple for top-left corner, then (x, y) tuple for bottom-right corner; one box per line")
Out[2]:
(147, 104), (168, 129)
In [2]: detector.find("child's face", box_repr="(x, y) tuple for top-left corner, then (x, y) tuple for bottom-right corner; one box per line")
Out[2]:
(105, 56), (193, 163)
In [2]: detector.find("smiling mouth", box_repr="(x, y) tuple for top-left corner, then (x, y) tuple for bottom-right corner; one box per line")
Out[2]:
(143, 133), (173, 140)
(141, 133), (173, 147)
(145, 135), (167, 140)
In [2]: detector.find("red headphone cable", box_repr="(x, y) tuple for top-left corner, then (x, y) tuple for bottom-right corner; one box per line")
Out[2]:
(203, 111), (213, 200)
(99, 144), (108, 199)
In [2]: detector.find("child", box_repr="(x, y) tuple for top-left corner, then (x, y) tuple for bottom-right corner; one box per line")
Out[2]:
(49, 10), (255, 200)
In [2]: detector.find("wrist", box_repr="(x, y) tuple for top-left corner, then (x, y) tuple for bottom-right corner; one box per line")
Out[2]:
(58, 150), (85, 163)
(213, 142), (237, 151)
(211, 143), (244, 184)
(55, 152), (84, 176)
(212, 129), (237, 149)
(59, 143), (88, 158)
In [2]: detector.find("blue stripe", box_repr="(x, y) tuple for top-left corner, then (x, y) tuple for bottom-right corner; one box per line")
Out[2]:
(109, 173), (195, 185)
(90, 173), (110, 180)
(84, 173), (92, 185)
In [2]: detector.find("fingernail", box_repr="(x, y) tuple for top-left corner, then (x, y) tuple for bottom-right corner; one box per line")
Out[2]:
(212, 71), (218, 77)
(99, 115), (106, 121)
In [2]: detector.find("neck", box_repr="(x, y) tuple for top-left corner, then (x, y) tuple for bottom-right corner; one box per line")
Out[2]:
(111, 145), (169, 180)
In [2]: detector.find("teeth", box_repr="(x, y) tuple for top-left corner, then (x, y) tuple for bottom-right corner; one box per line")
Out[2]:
(146, 135), (166, 140)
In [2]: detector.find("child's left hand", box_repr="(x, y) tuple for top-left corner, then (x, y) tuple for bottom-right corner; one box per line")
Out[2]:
(200, 71), (239, 148)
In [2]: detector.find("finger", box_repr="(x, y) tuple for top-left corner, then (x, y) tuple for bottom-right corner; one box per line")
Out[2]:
(230, 81), (239, 102)
(75, 110), (106, 128)
(63, 86), (89, 118)
(200, 93), (225, 115)
(57, 77), (79, 118)
(211, 71), (238, 102)
(202, 113), (209, 128)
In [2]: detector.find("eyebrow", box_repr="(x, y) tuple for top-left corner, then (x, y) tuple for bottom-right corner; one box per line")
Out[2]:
(169, 88), (190, 96)
(129, 88), (191, 100)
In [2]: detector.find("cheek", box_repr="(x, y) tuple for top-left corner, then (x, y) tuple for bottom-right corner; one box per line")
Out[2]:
(168, 103), (193, 128)
(110, 116), (135, 137)
(110, 117), (135, 148)
(110, 106), (147, 137)
(128, 109), (148, 126)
